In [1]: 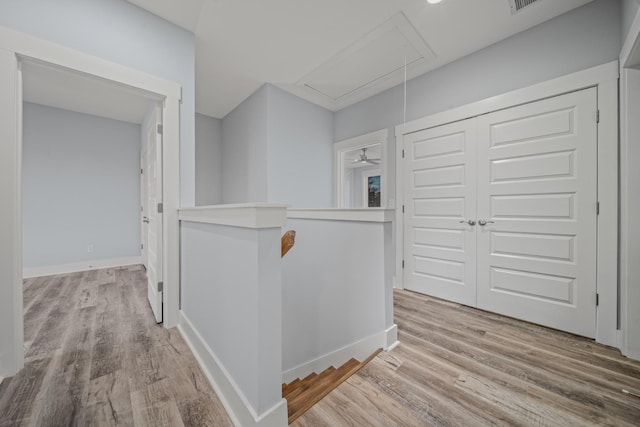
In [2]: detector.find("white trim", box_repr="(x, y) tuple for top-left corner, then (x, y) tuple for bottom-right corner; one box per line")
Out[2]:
(595, 77), (619, 348)
(334, 129), (388, 208)
(178, 311), (288, 427)
(385, 324), (399, 352)
(395, 60), (619, 347)
(287, 208), (394, 223)
(0, 25), (182, 376)
(396, 61), (618, 137)
(23, 256), (142, 279)
(282, 330), (388, 384)
(619, 5), (640, 360)
(0, 49), (24, 377)
(0, 26), (181, 101)
(179, 204), (288, 229)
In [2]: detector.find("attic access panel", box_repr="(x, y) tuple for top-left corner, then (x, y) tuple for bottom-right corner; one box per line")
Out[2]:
(300, 12), (436, 102)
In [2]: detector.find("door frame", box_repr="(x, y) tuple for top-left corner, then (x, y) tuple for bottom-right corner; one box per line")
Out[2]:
(0, 26), (182, 377)
(619, 7), (640, 360)
(395, 60), (619, 348)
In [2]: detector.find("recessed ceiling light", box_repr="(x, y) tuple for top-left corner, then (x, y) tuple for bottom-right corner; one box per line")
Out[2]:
(427, 0), (443, 4)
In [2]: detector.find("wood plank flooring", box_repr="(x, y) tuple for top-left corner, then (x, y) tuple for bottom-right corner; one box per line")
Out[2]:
(0, 266), (233, 427)
(283, 350), (382, 424)
(294, 290), (640, 426)
(4, 268), (640, 426)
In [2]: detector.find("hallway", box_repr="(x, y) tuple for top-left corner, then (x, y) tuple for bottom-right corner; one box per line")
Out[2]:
(0, 266), (233, 426)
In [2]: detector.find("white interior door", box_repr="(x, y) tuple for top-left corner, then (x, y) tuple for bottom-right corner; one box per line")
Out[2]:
(476, 88), (598, 337)
(140, 150), (148, 269)
(144, 106), (163, 323)
(404, 118), (477, 306)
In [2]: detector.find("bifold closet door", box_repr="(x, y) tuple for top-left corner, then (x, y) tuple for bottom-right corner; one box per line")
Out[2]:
(475, 88), (598, 338)
(404, 118), (477, 306)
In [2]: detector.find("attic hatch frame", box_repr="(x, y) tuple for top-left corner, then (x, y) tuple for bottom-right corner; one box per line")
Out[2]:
(0, 26), (182, 377)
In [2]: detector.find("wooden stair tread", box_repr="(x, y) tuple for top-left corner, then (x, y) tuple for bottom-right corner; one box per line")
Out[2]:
(283, 349), (382, 424)
(284, 369), (332, 403)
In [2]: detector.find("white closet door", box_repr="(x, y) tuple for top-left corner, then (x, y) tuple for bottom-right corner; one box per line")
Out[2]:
(404, 119), (477, 306)
(476, 88), (598, 337)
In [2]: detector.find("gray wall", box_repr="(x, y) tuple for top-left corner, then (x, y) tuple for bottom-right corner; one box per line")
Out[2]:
(335, 0), (622, 144)
(267, 85), (333, 207)
(195, 113), (222, 206)
(22, 103), (141, 268)
(0, 0), (197, 207)
(623, 0), (639, 41)
(221, 85), (269, 203)
(221, 84), (334, 206)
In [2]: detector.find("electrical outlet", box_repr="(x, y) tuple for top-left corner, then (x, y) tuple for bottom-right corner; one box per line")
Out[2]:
(88, 244), (94, 253)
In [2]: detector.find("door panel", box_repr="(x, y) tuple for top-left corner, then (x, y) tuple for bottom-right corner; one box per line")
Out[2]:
(404, 119), (477, 306)
(476, 88), (598, 337)
(145, 106), (163, 324)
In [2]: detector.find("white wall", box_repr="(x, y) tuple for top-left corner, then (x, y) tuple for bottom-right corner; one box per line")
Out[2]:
(0, 0), (196, 207)
(267, 85), (333, 207)
(221, 85), (269, 203)
(195, 113), (222, 206)
(282, 217), (394, 381)
(334, 0), (621, 144)
(22, 103), (141, 269)
(221, 84), (334, 206)
(180, 220), (285, 422)
(623, 0), (640, 40)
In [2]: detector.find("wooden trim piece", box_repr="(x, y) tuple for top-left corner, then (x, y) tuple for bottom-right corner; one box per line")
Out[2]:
(287, 208), (394, 223)
(179, 204), (288, 229)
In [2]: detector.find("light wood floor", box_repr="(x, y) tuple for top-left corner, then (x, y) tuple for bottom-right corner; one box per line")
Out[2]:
(0, 266), (233, 427)
(3, 268), (640, 426)
(294, 290), (640, 426)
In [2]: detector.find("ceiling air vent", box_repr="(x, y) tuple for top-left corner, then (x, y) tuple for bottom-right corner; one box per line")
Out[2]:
(509, 0), (540, 14)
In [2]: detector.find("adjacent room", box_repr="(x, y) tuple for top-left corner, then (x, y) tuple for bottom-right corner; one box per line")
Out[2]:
(1, 0), (640, 426)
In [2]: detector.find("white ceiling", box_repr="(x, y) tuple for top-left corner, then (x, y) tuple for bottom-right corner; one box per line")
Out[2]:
(128, 0), (593, 119)
(21, 59), (159, 124)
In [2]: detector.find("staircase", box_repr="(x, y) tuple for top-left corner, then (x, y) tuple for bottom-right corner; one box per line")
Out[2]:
(282, 349), (382, 424)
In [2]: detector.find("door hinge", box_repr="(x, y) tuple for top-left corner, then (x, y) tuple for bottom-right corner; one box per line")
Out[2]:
(141, 243), (144, 250)
(596, 110), (600, 124)
(140, 206), (144, 212)
(596, 293), (599, 306)
(402, 205), (405, 214)
(402, 260), (405, 269)
(157, 124), (163, 135)
(141, 168), (143, 174)
(596, 201), (600, 215)
(157, 202), (164, 213)
(158, 282), (164, 292)
(402, 149), (405, 158)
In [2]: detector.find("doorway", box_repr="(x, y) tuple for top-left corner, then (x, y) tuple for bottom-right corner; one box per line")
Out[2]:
(0, 31), (182, 377)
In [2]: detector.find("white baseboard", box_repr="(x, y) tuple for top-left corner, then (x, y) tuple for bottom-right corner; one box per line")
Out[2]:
(385, 324), (400, 351)
(178, 311), (288, 427)
(282, 329), (387, 384)
(23, 256), (142, 278)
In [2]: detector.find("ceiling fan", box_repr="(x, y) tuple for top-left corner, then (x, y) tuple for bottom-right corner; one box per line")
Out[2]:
(352, 148), (380, 165)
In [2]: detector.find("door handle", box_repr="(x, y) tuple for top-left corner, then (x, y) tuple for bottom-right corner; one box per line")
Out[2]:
(143, 217), (150, 223)
(459, 219), (476, 226)
(478, 219), (495, 226)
